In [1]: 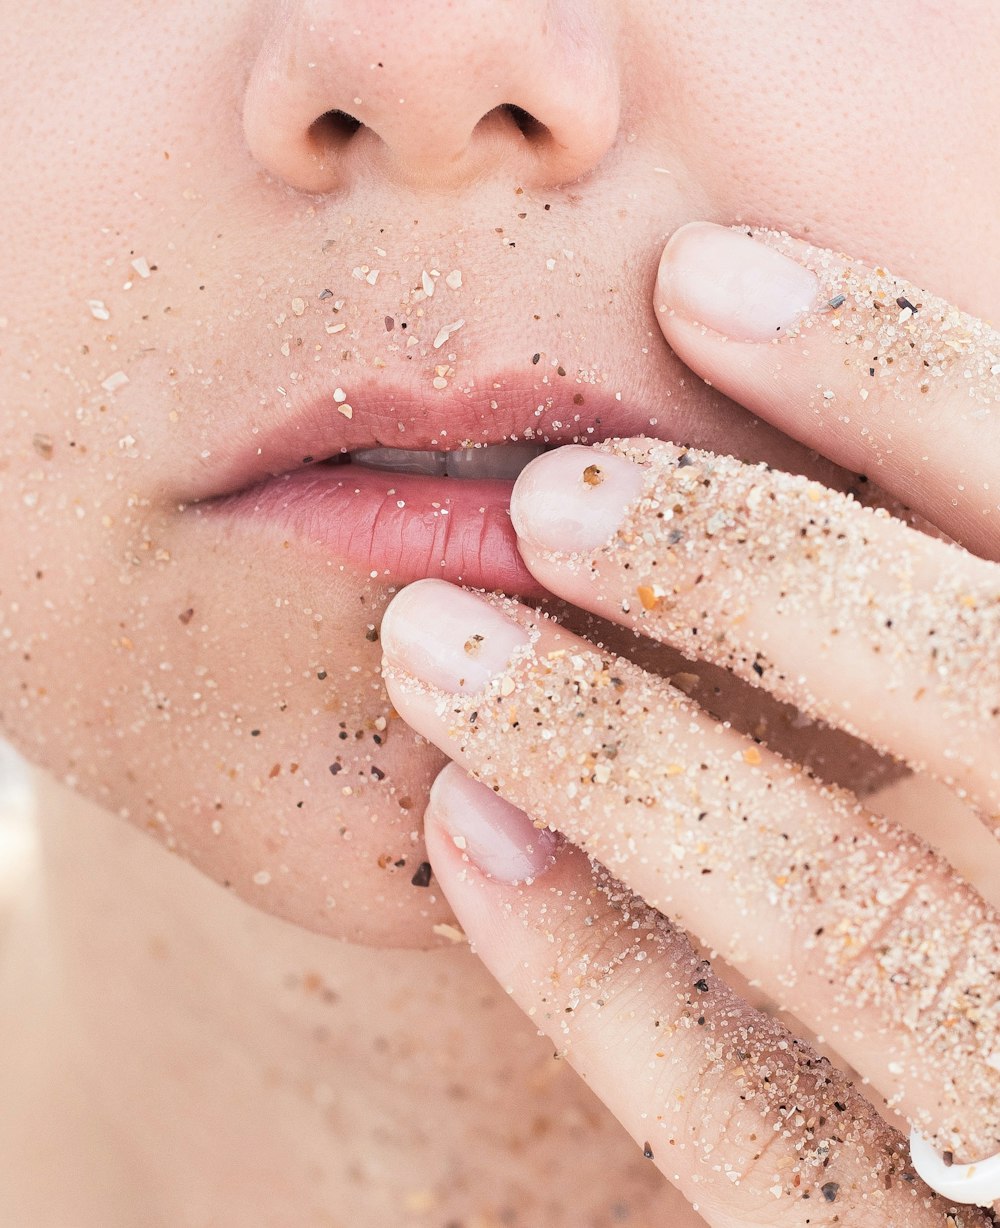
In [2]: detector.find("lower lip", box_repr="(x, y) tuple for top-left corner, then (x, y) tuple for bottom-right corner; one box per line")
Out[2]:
(204, 463), (546, 594)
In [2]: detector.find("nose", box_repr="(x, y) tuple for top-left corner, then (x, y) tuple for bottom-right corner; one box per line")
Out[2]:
(243, 0), (621, 194)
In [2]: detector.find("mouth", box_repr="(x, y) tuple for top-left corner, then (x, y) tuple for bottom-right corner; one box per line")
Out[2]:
(188, 374), (662, 594)
(346, 440), (548, 480)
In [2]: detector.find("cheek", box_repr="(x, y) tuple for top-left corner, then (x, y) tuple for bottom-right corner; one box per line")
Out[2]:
(633, 2), (1000, 316)
(0, 485), (456, 942)
(0, 8), (458, 946)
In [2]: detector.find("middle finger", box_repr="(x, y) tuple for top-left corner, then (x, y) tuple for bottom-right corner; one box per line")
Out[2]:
(381, 581), (1000, 1166)
(511, 438), (1000, 822)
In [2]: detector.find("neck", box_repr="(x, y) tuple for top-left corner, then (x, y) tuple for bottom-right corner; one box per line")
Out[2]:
(1, 768), (676, 1227)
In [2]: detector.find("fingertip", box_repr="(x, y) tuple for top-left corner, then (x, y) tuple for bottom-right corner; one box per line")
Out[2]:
(425, 765), (561, 887)
(510, 444), (646, 554)
(655, 220), (819, 344)
(422, 762), (473, 878)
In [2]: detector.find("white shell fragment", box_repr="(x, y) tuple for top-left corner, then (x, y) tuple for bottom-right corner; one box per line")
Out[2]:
(432, 319), (465, 350)
(909, 1129), (1000, 1207)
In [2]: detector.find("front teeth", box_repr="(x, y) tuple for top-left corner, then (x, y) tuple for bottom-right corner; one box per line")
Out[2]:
(443, 443), (547, 479)
(350, 443), (546, 480)
(350, 447), (449, 476)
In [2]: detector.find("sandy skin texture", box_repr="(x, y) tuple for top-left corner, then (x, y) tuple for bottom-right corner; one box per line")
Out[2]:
(423, 766), (989, 1226)
(657, 224), (1000, 560)
(515, 438), (1000, 819)
(382, 442), (1000, 1166)
(749, 225), (1000, 423)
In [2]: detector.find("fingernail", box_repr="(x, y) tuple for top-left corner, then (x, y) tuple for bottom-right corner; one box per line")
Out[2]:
(380, 579), (529, 695)
(510, 445), (647, 552)
(428, 764), (558, 884)
(657, 221), (820, 342)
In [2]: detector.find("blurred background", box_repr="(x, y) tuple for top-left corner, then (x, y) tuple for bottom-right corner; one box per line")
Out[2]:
(0, 739), (36, 929)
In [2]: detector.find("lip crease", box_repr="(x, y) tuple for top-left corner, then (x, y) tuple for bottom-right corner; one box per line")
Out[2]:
(185, 370), (669, 593)
(182, 372), (653, 505)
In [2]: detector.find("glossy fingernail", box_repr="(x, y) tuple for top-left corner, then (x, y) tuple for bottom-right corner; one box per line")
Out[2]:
(657, 221), (820, 342)
(510, 445), (646, 552)
(428, 764), (558, 883)
(380, 579), (528, 695)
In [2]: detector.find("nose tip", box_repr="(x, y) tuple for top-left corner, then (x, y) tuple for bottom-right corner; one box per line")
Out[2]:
(242, 2), (621, 194)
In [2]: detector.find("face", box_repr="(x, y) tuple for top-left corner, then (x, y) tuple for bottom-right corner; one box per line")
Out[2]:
(2, 0), (997, 947)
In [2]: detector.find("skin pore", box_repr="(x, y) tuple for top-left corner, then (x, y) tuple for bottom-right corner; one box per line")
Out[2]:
(2, 2), (1000, 1223)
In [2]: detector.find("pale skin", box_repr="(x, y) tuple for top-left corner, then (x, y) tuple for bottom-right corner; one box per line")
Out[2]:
(1, 3), (1000, 1225)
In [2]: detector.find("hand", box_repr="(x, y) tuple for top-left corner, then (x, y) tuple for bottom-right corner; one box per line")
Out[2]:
(380, 222), (1000, 1225)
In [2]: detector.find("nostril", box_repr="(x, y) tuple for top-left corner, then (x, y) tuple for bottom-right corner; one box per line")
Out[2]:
(484, 103), (550, 143)
(309, 108), (364, 145)
(296, 100), (559, 190)
(502, 103), (548, 140)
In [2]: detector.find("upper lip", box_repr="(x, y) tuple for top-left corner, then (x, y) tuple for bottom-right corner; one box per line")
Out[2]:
(182, 368), (658, 504)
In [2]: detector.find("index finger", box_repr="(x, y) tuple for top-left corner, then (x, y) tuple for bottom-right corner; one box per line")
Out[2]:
(654, 222), (1000, 558)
